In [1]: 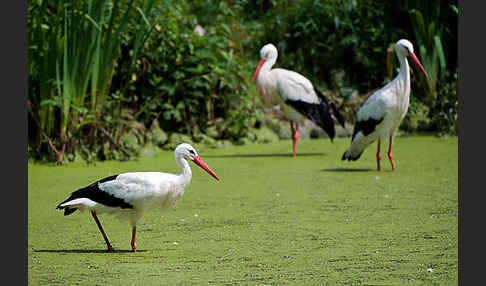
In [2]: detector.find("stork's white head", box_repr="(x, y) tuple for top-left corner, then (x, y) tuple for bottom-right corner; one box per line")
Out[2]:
(395, 39), (414, 58)
(175, 143), (199, 161)
(394, 39), (428, 78)
(174, 143), (220, 181)
(252, 43), (278, 82)
(259, 43), (278, 61)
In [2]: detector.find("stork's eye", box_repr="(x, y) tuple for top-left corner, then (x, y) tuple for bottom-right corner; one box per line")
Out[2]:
(189, 150), (195, 155)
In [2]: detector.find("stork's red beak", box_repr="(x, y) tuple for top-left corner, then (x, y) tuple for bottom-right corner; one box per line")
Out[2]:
(251, 59), (266, 83)
(192, 156), (220, 181)
(408, 52), (428, 79)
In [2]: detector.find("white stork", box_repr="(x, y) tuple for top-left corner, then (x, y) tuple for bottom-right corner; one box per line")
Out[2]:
(56, 143), (220, 252)
(252, 43), (345, 157)
(342, 39), (428, 170)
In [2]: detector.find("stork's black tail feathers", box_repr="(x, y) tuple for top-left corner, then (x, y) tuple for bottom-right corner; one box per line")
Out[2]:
(315, 88), (345, 128)
(313, 89), (345, 140)
(284, 88), (345, 141)
(56, 196), (79, 216)
(57, 206), (78, 216)
(341, 150), (364, 161)
(330, 101), (346, 128)
(56, 174), (131, 217)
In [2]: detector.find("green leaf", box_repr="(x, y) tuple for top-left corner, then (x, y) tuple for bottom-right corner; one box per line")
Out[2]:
(434, 35), (447, 77)
(450, 4), (458, 14)
(84, 14), (101, 31)
(409, 9), (426, 45)
(136, 6), (151, 28)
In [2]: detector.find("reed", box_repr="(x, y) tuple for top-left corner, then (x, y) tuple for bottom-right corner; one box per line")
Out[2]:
(28, 0), (153, 163)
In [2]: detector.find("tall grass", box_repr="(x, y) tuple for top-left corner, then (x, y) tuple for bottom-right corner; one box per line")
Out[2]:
(409, 8), (446, 102)
(28, 0), (64, 142)
(399, 0), (457, 103)
(58, 0), (103, 149)
(92, 0), (154, 144)
(28, 0), (153, 163)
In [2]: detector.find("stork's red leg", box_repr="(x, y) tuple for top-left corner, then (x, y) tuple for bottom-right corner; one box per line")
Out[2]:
(91, 211), (114, 252)
(290, 121), (296, 157)
(388, 135), (395, 171)
(131, 226), (137, 253)
(290, 121), (299, 157)
(376, 139), (382, 171)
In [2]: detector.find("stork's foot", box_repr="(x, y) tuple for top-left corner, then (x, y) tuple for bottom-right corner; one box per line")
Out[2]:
(376, 154), (382, 171)
(376, 139), (382, 171)
(290, 121), (299, 158)
(131, 226), (137, 253)
(387, 135), (395, 171)
(91, 211), (115, 253)
(376, 151), (382, 171)
(388, 152), (395, 171)
(292, 141), (297, 158)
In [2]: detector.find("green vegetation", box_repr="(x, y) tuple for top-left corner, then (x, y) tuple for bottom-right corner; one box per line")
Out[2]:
(28, 0), (458, 164)
(29, 135), (457, 285)
(28, 0), (156, 162)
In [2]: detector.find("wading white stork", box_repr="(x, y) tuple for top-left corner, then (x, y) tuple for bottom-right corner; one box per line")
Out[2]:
(252, 43), (345, 157)
(56, 143), (220, 252)
(342, 39), (428, 170)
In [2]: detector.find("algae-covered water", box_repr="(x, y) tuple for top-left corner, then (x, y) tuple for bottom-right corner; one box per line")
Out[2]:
(28, 135), (458, 285)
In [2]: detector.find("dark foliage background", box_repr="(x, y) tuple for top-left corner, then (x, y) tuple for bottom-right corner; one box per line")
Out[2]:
(28, 0), (458, 163)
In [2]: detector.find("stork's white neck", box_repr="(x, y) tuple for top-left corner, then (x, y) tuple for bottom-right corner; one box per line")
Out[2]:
(398, 55), (410, 84)
(389, 53), (412, 117)
(175, 155), (192, 186)
(390, 53), (411, 102)
(255, 57), (277, 90)
(260, 57), (277, 74)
